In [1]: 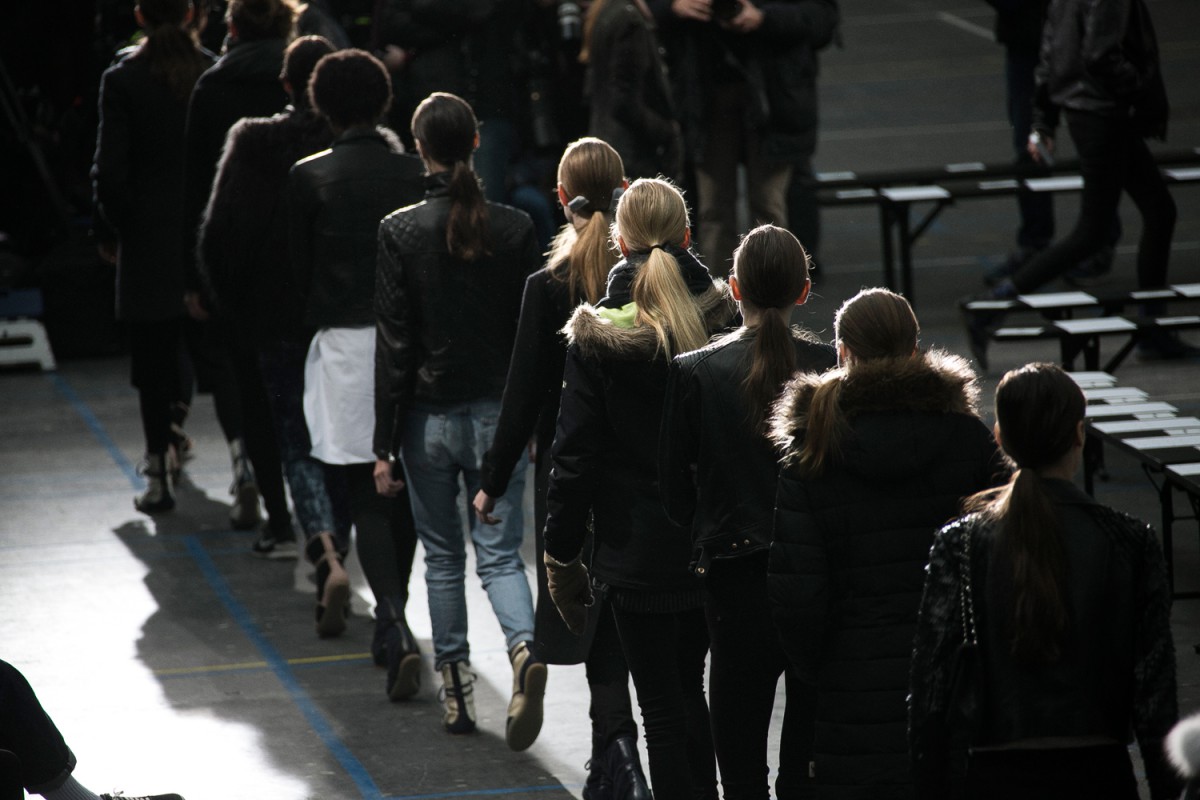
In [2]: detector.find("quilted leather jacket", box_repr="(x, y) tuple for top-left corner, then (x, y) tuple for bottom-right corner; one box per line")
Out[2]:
(373, 173), (539, 459)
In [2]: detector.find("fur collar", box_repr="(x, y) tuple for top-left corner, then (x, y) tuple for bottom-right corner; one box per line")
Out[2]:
(564, 280), (736, 361)
(769, 349), (980, 459)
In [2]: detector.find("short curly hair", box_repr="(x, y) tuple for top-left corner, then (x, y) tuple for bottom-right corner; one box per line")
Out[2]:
(309, 49), (392, 129)
(281, 35), (334, 104)
(227, 0), (296, 41)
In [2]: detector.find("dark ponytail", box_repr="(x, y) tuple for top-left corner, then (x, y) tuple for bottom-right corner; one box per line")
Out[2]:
(964, 362), (1083, 663)
(412, 92), (490, 262)
(732, 225), (812, 430)
(135, 0), (209, 101)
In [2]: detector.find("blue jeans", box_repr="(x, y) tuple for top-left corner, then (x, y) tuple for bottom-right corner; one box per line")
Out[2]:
(401, 399), (534, 668)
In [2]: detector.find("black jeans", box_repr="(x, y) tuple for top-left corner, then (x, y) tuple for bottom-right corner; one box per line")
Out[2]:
(0, 659), (76, 794)
(611, 603), (717, 800)
(128, 317), (183, 456)
(1013, 110), (1176, 293)
(705, 552), (815, 800)
(341, 462), (417, 620)
(1004, 44), (1055, 252)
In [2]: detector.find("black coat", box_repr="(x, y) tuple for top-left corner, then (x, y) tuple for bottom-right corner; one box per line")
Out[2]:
(288, 128), (424, 331)
(586, 0), (682, 181)
(197, 105), (332, 339)
(373, 175), (540, 459)
(543, 250), (737, 601)
(910, 480), (1179, 800)
(93, 46), (215, 321)
(767, 350), (1005, 799)
(183, 37), (289, 288)
(647, 0), (839, 164)
(659, 327), (835, 570)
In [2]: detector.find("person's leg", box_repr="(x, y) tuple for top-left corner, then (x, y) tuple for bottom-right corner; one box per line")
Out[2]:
(611, 605), (696, 800)
(676, 607), (717, 800)
(585, 600), (647, 797)
(704, 554), (785, 800)
(129, 318), (181, 512)
(1120, 126), (1177, 291)
(745, 150), (793, 237)
(1006, 45), (1054, 254)
(0, 660), (76, 796)
(775, 667), (817, 799)
(696, 83), (745, 269)
(1011, 111), (1124, 293)
(785, 158), (820, 263)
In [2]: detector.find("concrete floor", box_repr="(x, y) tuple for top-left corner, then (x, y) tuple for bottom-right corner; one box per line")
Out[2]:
(3, 0), (1200, 798)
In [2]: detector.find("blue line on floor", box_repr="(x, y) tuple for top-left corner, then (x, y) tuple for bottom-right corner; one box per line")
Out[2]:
(184, 535), (386, 800)
(388, 786), (572, 799)
(48, 372), (142, 489)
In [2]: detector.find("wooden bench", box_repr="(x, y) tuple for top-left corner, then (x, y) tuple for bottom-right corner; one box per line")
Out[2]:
(817, 149), (1200, 304)
(1073, 371), (1200, 598)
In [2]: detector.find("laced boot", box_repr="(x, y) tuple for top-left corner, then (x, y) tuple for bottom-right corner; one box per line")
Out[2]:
(606, 736), (651, 800)
(583, 733), (613, 800)
(439, 661), (477, 734)
(227, 438), (261, 530)
(134, 453), (175, 513)
(305, 532), (349, 638)
(384, 617), (421, 701)
(505, 640), (547, 751)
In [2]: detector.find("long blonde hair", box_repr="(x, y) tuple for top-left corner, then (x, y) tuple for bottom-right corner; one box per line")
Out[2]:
(613, 178), (709, 359)
(796, 287), (919, 477)
(548, 137), (625, 304)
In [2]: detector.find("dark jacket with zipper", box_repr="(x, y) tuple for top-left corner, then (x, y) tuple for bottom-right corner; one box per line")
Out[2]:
(373, 173), (539, 459)
(543, 248), (737, 605)
(197, 105), (332, 340)
(909, 480), (1179, 800)
(659, 327), (835, 571)
(767, 350), (1005, 799)
(1033, 0), (1168, 139)
(288, 128), (424, 331)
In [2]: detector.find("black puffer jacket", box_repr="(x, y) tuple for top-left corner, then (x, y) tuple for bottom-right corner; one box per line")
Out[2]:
(768, 350), (1005, 800)
(909, 480), (1179, 800)
(543, 249), (737, 603)
(288, 128), (424, 330)
(1033, 0), (1168, 139)
(659, 327), (835, 570)
(197, 105), (332, 339)
(373, 174), (539, 459)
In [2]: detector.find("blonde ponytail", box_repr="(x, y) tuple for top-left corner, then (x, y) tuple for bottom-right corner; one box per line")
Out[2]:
(632, 247), (709, 358)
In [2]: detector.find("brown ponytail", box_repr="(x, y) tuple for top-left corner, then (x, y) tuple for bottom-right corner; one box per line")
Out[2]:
(412, 92), (490, 262)
(550, 137), (625, 304)
(134, 0), (209, 101)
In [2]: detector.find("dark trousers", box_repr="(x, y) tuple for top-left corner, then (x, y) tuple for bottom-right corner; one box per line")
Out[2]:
(965, 742), (1138, 799)
(585, 601), (639, 754)
(0, 659), (76, 794)
(1013, 110), (1176, 293)
(128, 317), (183, 455)
(705, 552), (815, 800)
(341, 462), (417, 620)
(1004, 45), (1055, 252)
(611, 603), (717, 800)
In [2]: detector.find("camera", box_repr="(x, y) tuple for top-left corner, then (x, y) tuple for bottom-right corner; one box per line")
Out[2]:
(558, 1), (582, 42)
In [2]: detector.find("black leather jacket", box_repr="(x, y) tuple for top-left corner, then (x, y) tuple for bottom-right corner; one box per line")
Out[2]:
(288, 128), (424, 331)
(373, 174), (539, 459)
(909, 480), (1180, 800)
(1033, 0), (1168, 139)
(659, 327), (835, 571)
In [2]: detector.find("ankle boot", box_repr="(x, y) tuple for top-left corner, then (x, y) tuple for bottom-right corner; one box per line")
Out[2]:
(606, 736), (651, 800)
(305, 532), (349, 638)
(583, 733), (613, 800)
(505, 641), (547, 752)
(135, 453), (175, 513)
(166, 401), (193, 481)
(227, 438), (261, 530)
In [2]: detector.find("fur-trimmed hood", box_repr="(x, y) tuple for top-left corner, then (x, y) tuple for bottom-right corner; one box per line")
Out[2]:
(564, 279), (736, 362)
(770, 349), (983, 475)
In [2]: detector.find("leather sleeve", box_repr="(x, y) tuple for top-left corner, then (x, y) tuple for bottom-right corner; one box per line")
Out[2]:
(1082, 0), (1142, 99)
(286, 161), (317, 332)
(767, 466), (830, 683)
(658, 356), (700, 530)
(759, 0), (840, 50)
(543, 347), (605, 564)
(373, 218), (418, 459)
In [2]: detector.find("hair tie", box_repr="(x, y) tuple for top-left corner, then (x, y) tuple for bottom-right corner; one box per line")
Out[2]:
(567, 195), (593, 214)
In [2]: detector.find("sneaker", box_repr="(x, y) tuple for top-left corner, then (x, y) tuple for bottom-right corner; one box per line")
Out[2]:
(505, 641), (546, 751)
(385, 621), (421, 701)
(439, 661), (477, 734)
(101, 793), (185, 800)
(250, 530), (299, 560)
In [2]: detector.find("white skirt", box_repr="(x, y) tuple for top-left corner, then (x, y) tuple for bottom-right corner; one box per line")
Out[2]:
(304, 326), (376, 465)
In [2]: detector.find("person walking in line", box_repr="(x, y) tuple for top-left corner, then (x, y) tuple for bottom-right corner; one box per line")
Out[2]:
(768, 287), (1004, 799)
(472, 138), (650, 786)
(373, 92), (545, 745)
(909, 363), (1179, 799)
(543, 177), (736, 800)
(289, 51), (426, 680)
(660, 223), (835, 800)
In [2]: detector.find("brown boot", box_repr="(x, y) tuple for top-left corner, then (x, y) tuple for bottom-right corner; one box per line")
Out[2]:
(305, 532), (349, 638)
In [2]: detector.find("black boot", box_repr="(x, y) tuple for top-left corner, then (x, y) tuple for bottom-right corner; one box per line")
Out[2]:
(305, 532), (349, 638)
(606, 736), (651, 800)
(583, 733), (612, 800)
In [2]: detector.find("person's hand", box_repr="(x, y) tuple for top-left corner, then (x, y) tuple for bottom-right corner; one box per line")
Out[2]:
(723, 0), (763, 32)
(473, 489), (501, 525)
(183, 291), (209, 321)
(544, 552), (594, 635)
(97, 241), (117, 264)
(1027, 130), (1055, 164)
(374, 458), (405, 496)
(672, 0), (712, 21)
